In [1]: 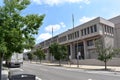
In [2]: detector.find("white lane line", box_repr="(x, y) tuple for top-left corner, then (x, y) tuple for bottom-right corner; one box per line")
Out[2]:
(36, 76), (42, 80)
(19, 69), (24, 71)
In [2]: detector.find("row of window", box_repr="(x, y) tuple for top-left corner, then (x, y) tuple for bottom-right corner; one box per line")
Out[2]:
(68, 31), (79, 40)
(81, 24), (97, 36)
(104, 25), (114, 34)
(42, 24), (98, 45)
(58, 36), (67, 43)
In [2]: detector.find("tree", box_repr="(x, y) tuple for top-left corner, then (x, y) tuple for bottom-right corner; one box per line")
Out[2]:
(49, 43), (67, 65)
(34, 48), (45, 63)
(0, 0), (45, 79)
(27, 53), (33, 62)
(95, 38), (120, 70)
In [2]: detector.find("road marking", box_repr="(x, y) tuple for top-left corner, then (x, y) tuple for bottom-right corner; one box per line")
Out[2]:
(88, 79), (92, 80)
(36, 76), (42, 80)
(19, 69), (24, 71)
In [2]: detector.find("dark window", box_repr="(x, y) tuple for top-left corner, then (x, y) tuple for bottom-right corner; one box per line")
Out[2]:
(84, 28), (87, 35)
(94, 25), (97, 32)
(111, 27), (114, 34)
(105, 25), (107, 32)
(72, 33), (74, 39)
(87, 27), (89, 34)
(77, 31), (79, 37)
(90, 26), (93, 33)
(75, 31), (79, 38)
(81, 30), (83, 36)
(110, 27), (112, 33)
(87, 40), (94, 46)
(107, 26), (110, 33)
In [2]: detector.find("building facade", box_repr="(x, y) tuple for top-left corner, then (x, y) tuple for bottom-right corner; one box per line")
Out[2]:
(34, 16), (117, 60)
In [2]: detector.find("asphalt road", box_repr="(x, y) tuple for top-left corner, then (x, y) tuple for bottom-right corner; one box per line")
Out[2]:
(17, 62), (120, 80)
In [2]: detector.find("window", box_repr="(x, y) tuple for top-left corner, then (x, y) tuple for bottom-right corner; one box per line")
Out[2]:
(111, 27), (114, 34)
(90, 26), (93, 33)
(81, 30), (83, 36)
(75, 31), (79, 38)
(107, 26), (110, 33)
(84, 28), (87, 35)
(94, 24), (97, 32)
(87, 27), (90, 34)
(77, 31), (79, 37)
(87, 40), (94, 46)
(58, 36), (67, 43)
(104, 25), (107, 32)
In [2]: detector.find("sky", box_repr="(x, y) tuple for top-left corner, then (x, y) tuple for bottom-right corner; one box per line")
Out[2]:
(0, 0), (120, 44)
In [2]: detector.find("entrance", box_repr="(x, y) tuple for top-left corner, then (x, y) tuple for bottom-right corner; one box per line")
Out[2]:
(75, 42), (84, 59)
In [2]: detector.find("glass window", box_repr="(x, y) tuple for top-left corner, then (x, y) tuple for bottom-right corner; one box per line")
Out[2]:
(94, 24), (97, 32)
(104, 25), (107, 32)
(90, 26), (93, 33)
(77, 31), (79, 37)
(87, 40), (94, 46)
(75, 31), (79, 38)
(84, 28), (87, 35)
(81, 30), (83, 36)
(87, 27), (89, 34)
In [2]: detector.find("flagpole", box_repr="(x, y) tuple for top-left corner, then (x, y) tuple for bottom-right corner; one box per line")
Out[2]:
(72, 14), (74, 31)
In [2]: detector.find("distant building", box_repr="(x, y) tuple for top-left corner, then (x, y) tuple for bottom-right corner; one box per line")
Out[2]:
(33, 16), (120, 60)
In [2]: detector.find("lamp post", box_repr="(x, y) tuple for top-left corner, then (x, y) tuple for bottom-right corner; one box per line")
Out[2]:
(77, 51), (81, 68)
(69, 55), (71, 67)
(50, 27), (53, 62)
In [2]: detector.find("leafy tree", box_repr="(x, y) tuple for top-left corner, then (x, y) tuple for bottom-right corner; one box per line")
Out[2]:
(49, 43), (55, 62)
(95, 38), (120, 70)
(27, 53), (34, 62)
(49, 43), (67, 65)
(0, 0), (45, 79)
(34, 48), (45, 63)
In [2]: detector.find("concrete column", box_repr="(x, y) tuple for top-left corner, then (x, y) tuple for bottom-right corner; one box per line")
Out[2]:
(83, 40), (87, 59)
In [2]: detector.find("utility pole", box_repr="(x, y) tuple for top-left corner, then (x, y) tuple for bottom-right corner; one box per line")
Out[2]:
(70, 14), (75, 66)
(50, 27), (53, 62)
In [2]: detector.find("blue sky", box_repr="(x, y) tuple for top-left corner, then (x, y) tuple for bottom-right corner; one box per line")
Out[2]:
(1, 0), (120, 44)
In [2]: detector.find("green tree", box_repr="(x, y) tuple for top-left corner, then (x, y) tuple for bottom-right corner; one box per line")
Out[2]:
(34, 48), (45, 63)
(27, 53), (33, 62)
(49, 43), (67, 65)
(0, 0), (45, 79)
(95, 38), (120, 70)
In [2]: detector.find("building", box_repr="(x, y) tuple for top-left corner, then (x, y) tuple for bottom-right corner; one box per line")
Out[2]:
(34, 16), (119, 61)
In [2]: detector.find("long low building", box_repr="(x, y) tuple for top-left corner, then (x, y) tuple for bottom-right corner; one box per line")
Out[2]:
(34, 15), (120, 61)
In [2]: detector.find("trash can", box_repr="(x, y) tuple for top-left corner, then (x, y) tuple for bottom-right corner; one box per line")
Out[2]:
(9, 74), (36, 80)
(9, 69), (36, 80)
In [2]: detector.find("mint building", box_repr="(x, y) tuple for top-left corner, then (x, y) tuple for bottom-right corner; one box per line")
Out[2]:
(34, 16), (120, 60)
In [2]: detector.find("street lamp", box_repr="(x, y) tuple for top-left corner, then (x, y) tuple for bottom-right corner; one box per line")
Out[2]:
(69, 55), (71, 67)
(77, 51), (81, 68)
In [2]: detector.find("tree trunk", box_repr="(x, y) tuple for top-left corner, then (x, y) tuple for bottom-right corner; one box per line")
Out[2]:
(40, 59), (41, 64)
(0, 53), (3, 80)
(104, 60), (107, 70)
(59, 60), (61, 66)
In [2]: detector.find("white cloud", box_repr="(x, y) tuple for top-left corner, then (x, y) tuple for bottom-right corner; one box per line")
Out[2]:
(79, 16), (95, 24)
(60, 22), (66, 28)
(31, 0), (90, 6)
(45, 22), (66, 32)
(36, 33), (52, 41)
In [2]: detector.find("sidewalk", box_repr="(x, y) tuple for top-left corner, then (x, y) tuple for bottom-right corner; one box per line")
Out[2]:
(41, 62), (120, 72)
(2, 67), (9, 80)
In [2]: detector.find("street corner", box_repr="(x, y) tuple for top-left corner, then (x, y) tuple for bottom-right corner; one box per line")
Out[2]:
(2, 70), (9, 80)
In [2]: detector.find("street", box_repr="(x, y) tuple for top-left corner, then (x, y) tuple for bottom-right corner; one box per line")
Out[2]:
(10, 62), (120, 80)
